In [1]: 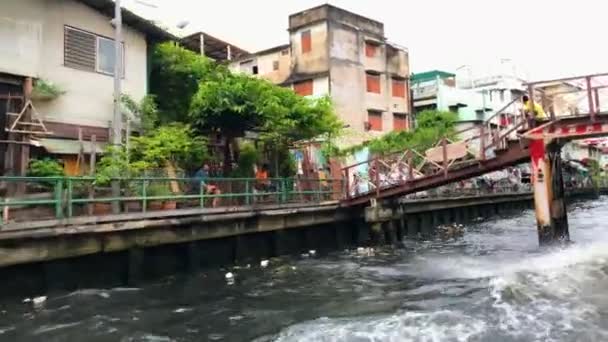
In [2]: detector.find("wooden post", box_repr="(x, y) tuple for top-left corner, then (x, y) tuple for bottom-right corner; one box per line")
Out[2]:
(344, 167), (350, 199)
(87, 135), (97, 216)
(89, 135), (97, 174)
(16, 78), (33, 194)
(77, 128), (84, 175)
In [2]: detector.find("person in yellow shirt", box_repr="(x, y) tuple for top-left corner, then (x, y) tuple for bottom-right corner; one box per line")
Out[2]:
(522, 95), (547, 128)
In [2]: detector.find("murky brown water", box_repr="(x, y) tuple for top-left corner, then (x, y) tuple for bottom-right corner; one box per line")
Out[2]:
(1, 198), (607, 341)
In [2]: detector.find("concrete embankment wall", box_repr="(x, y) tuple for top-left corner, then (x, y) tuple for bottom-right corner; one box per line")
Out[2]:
(0, 189), (600, 298)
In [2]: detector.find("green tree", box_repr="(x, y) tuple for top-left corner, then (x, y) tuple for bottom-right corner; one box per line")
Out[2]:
(120, 94), (159, 134)
(189, 69), (341, 174)
(340, 110), (457, 156)
(130, 123), (208, 173)
(149, 42), (218, 123)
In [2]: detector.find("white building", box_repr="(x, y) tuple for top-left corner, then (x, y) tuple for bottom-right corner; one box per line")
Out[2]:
(0, 0), (173, 176)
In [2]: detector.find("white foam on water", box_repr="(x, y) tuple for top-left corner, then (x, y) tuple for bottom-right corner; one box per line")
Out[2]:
(32, 322), (82, 335)
(270, 310), (486, 342)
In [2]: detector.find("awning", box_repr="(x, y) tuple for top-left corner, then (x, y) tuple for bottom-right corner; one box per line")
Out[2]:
(414, 98), (438, 107)
(32, 138), (106, 155)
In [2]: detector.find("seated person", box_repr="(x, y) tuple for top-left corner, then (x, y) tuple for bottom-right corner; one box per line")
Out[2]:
(193, 163), (221, 207)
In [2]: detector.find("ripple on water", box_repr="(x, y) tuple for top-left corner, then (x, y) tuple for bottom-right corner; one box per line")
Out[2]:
(3, 197), (608, 342)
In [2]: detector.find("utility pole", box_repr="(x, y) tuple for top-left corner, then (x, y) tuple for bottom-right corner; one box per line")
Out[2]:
(113, 0), (122, 147)
(111, 0), (123, 213)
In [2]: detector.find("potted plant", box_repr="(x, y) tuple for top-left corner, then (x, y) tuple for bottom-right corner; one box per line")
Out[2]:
(95, 146), (149, 214)
(146, 182), (171, 211)
(31, 79), (65, 101)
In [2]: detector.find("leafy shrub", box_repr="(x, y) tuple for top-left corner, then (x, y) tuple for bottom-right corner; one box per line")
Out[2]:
(27, 158), (64, 177)
(32, 79), (65, 99)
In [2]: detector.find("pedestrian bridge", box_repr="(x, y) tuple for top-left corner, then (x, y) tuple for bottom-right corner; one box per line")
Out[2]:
(342, 73), (608, 208)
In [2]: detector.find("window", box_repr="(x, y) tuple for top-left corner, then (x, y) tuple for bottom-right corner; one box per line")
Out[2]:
(97, 36), (123, 75)
(392, 78), (406, 98)
(272, 61), (279, 71)
(64, 26), (124, 76)
(281, 49), (289, 56)
(64, 26), (96, 71)
(365, 42), (378, 57)
(367, 111), (383, 131)
(393, 113), (408, 131)
(366, 72), (381, 94)
(293, 80), (313, 96)
(500, 90), (505, 102)
(301, 30), (311, 54)
(252, 66), (259, 75)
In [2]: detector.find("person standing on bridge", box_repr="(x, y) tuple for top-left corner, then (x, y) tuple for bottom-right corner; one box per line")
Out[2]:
(522, 95), (547, 128)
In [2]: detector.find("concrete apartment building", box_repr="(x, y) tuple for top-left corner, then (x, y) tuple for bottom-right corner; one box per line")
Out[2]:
(230, 5), (411, 136)
(0, 0), (172, 176)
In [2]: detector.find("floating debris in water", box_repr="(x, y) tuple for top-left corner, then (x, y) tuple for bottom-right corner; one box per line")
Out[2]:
(225, 272), (235, 285)
(356, 247), (375, 257)
(32, 296), (47, 306)
(309, 250), (316, 256)
(291, 266), (297, 271)
(22, 298), (31, 303)
(301, 253), (310, 258)
(437, 224), (465, 239)
(260, 260), (269, 268)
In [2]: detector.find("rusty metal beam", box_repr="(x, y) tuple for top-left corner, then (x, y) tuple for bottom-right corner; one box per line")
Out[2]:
(525, 72), (608, 86)
(343, 143), (529, 207)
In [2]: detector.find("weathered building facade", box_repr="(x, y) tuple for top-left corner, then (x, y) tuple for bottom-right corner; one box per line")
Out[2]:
(230, 5), (411, 135)
(0, 0), (172, 177)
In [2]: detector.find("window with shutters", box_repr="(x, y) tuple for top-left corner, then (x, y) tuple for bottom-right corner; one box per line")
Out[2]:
(64, 26), (96, 71)
(64, 26), (124, 76)
(368, 111), (383, 131)
(301, 30), (311, 54)
(392, 78), (406, 98)
(393, 113), (408, 131)
(293, 80), (313, 96)
(366, 72), (380, 94)
(272, 60), (279, 71)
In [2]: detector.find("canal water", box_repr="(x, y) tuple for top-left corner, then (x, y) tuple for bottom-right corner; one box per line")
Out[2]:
(2, 198), (608, 341)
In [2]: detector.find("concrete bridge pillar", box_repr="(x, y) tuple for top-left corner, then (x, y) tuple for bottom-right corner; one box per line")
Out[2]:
(364, 203), (395, 244)
(530, 140), (569, 245)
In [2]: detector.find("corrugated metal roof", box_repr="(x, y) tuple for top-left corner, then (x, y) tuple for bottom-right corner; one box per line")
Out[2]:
(76, 0), (176, 41)
(411, 70), (456, 83)
(33, 138), (106, 155)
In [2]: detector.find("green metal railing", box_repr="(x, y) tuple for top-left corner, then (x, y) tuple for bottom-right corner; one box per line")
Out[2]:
(0, 176), (344, 225)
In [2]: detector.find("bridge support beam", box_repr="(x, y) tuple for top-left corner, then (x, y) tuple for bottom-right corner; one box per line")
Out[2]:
(364, 203), (395, 244)
(530, 139), (569, 245)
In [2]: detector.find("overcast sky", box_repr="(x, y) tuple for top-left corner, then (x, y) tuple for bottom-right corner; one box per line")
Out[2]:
(130, 0), (607, 81)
